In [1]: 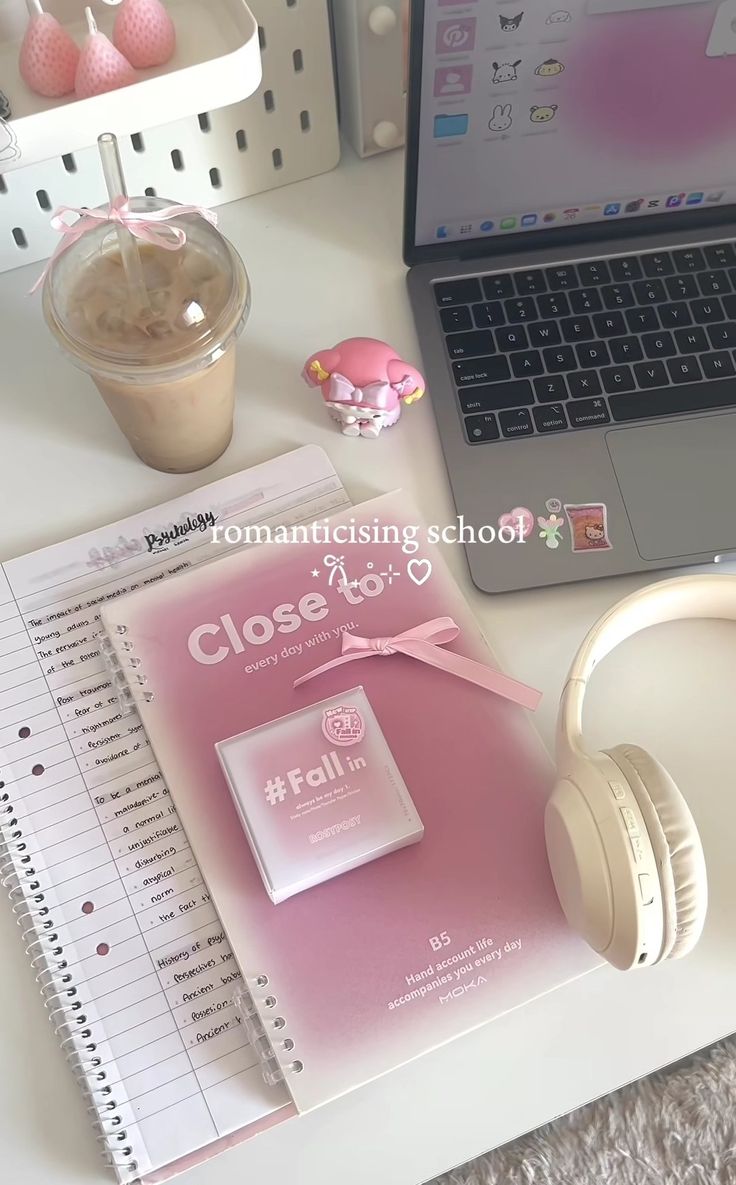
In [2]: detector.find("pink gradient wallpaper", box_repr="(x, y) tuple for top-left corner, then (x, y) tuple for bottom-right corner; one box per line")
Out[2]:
(567, 7), (736, 158)
(102, 496), (598, 1112)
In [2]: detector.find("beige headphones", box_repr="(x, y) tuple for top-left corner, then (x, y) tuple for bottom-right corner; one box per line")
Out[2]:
(545, 575), (713, 971)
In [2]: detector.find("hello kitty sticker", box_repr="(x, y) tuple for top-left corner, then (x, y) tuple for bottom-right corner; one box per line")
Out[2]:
(564, 504), (613, 553)
(322, 704), (366, 747)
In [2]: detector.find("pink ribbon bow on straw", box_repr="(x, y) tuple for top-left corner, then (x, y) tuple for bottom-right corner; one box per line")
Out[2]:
(293, 616), (542, 712)
(31, 197), (218, 294)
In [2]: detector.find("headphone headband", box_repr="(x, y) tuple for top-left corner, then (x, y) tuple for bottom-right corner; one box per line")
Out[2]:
(557, 574), (736, 761)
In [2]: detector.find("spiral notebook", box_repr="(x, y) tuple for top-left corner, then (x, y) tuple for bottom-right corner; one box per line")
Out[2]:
(0, 446), (349, 1184)
(97, 495), (599, 1116)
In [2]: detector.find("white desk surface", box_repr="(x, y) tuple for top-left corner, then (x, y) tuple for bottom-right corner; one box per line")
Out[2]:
(1, 148), (735, 1185)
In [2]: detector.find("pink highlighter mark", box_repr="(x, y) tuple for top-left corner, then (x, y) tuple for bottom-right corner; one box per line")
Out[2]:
(567, 8), (736, 157)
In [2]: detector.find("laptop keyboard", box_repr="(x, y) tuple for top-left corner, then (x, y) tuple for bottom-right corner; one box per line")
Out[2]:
(434, 242), (736, 444)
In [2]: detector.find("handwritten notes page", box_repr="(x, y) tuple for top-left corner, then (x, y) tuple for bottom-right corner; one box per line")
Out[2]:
(0, 447), (349, 1183)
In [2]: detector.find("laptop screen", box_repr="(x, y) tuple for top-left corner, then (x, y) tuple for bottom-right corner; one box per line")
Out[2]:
(410, 0), (736, 251)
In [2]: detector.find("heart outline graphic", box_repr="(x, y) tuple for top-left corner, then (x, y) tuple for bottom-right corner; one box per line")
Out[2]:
(407, 559), (433, 587)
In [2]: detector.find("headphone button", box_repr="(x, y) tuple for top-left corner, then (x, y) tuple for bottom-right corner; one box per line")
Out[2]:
(629, 834), (646, 864)
(638, 873), (655, 905)
(609, 780), (627, 801)
(619, 806), (639, 836)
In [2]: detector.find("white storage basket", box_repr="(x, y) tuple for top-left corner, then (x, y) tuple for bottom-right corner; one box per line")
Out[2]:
(0, 0), (340, 272)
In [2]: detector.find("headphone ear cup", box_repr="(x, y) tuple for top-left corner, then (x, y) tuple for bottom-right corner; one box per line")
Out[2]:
(607, 745), (707, 960)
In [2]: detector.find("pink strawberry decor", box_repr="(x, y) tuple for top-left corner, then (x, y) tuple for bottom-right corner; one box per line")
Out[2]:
(114, 0), (176, 70)
(75, 6), (137, 99)
(20, 0), (80, 99)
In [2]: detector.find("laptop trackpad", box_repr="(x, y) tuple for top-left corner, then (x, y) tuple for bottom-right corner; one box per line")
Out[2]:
(606, 414), (736, 561)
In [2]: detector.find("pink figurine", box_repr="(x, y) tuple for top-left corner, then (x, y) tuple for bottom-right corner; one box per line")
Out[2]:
(302, 337), (426, 438)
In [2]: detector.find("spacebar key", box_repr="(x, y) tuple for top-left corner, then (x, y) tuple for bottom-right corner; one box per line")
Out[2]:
(609, 379), (736, 422)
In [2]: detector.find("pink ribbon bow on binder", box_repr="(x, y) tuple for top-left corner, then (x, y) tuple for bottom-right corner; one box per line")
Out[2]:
(293, 617), (542, 711)
(31, 198), (218, 294)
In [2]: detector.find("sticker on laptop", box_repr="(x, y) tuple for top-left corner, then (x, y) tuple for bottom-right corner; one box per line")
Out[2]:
(564, 503), (613, 553)
(538, 513), (564, 550)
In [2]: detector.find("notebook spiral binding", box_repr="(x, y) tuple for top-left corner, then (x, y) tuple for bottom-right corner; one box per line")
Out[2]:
(98, 625), (155, 719)
(0, 776), (139, 1180)
(234, 977), (305, 1088)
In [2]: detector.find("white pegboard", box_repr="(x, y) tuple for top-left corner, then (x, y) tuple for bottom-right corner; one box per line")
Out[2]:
(0, 0), (339, 273)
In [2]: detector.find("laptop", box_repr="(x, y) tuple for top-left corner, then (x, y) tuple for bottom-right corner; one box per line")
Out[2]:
(404, 0), (736, 593)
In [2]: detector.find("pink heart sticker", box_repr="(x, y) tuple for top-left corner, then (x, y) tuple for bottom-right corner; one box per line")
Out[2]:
(498, 507), (534, 540)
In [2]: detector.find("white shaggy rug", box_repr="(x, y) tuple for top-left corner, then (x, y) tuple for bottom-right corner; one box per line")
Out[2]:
(432, 1037), (736, 1185)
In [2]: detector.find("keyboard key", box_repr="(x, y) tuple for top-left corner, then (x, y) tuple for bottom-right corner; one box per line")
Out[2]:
(701, 351), (736, 380)
(515, 270), (547, 295)
(511, 350), (545, 378)
(610, 379), (736, 422)
(534, 374), (569, 402)
(675, 326), (709, 353)
(568, 370), (602, 398)
(435, 278), (482, 306)
(723, 295), (736, 320)
(543, 345), (578, 372)
(593, 311), (627, 338)
(453, 355), (511, 385)
(602, 365), (636, 393)
(446, 330), (496, 359)
(534, 403), (568, 433)
(577, 342), (610, 368)
(568, 397), (610, 427)
(529, 322), (562, 348)
(561, 316), (594, 342)
(602, 284), (635, 309)
(707, 322), (736, 349)
(698, 270), (731, 296)
(496, 326), (529, 351)
(642, 331), (676, 359)
(633, 279), (666, 304)
(626, 307), (660, 333)
(666, 274), (699, 301)
(672, 247), (705, 272)
(642, 252), (674, 278)
(505, 297), (537, 323)
(570, 288), (603, 314)
(546, 265), (578, 290)
(473, 301), (506, 329)
(578, 260), (611, 286)
(610, 256), (643, 282)
(609, 336), (643, 364)
(465, 413), (500, 444)
(483, 273), (514, 300)
(499, 408), (534, 438)
(667, 355), (703, 384)
(460, 381), (534, 413)
(441, 306), (472, 333)
(634, 361), (668, 388)
(704, 243), (736, 269)
(659, 302), (692, 329)
(537, 292), (571, 318)
(691, 297), (724, 323)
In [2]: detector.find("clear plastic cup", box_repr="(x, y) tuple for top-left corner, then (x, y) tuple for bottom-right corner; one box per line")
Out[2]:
(42, 196), (250, 473)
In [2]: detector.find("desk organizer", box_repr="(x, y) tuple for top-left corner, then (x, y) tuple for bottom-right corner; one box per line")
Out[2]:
(0, 0), (340, 272)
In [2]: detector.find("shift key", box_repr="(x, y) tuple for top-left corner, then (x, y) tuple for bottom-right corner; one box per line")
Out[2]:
(453, 355), (511, 385)
(459, 380), (533, 413)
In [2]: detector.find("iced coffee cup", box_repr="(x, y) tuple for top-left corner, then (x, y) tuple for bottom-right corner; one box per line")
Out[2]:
(42, 195), (250, 473)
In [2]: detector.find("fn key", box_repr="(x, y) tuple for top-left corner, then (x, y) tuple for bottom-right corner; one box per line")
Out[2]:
(465, 413), (500, 444)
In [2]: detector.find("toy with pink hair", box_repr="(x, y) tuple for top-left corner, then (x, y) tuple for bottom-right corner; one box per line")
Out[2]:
(302, 337), (426, 438)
